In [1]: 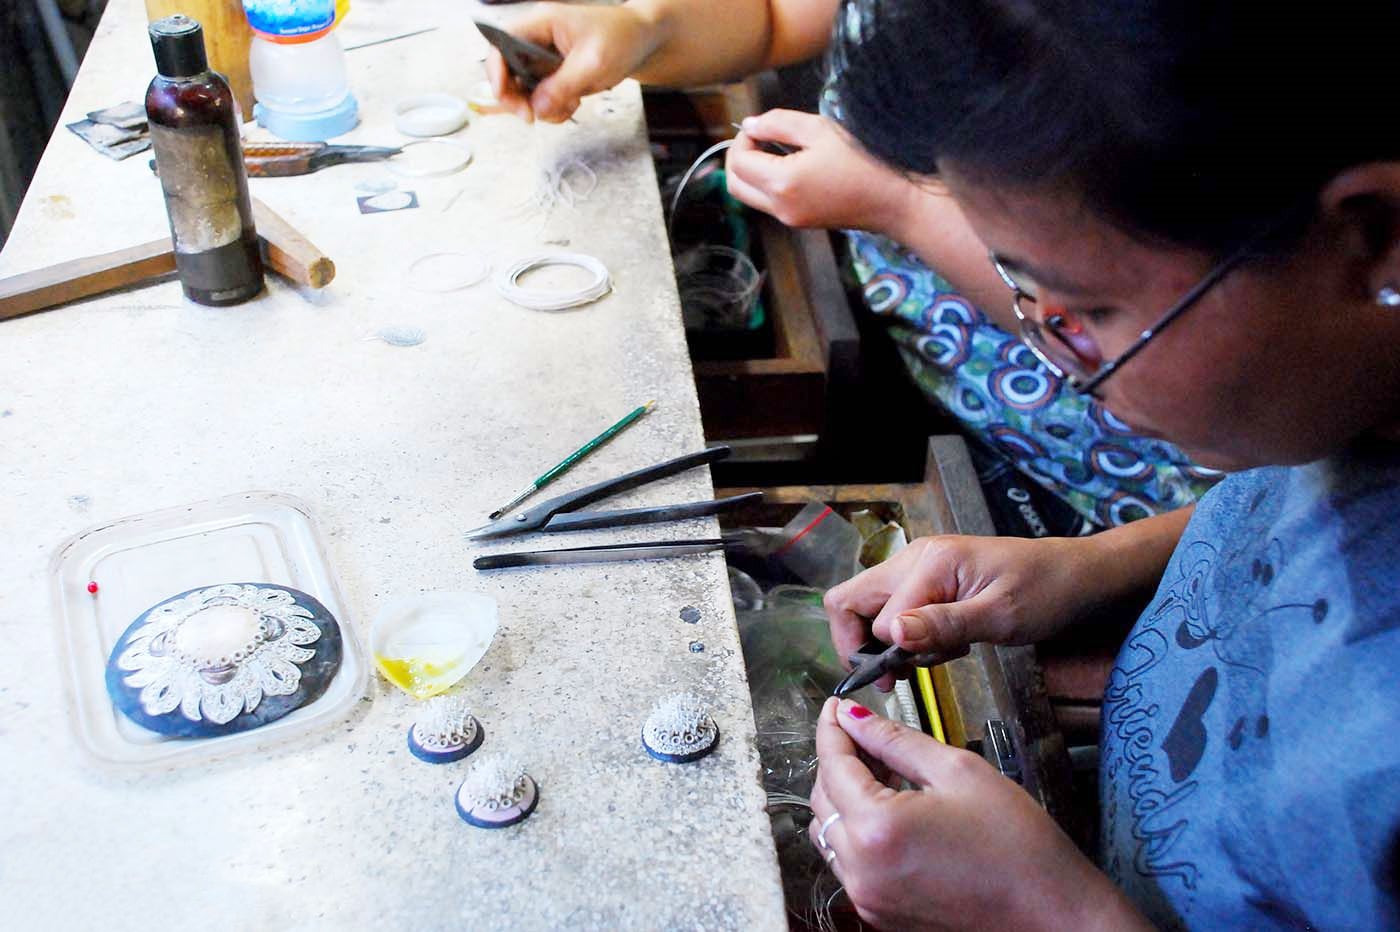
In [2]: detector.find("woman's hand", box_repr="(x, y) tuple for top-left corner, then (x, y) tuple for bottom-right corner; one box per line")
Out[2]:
(488, 4), (663, 124)
(486, 1), (837, 124)
(725, 109), (918, 233)
(823, 509), (1192, 689)
(822, 534), (1095, 688)
(810, 698), (1151, 931)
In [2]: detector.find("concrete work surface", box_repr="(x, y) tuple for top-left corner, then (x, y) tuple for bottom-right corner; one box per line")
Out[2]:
(0, 0), (785, 927)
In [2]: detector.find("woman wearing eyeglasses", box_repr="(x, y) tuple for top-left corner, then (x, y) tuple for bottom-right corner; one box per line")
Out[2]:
(809, 0), (1400, 928)
(490, 0), (1219, 536)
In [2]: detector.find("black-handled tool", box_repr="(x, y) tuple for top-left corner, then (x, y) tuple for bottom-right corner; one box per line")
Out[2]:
(474, 538), (730, 570)
(465, 446), (756, 540)
(832, 638), (961, 698)
(475, 21), (563, 92)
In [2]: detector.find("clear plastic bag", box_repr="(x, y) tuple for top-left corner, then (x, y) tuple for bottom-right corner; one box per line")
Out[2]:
(772, 502), (863, 591)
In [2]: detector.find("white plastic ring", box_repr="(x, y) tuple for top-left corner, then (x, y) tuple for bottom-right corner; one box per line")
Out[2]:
(406, 252), (491, 293)
(494, 252), (612, 311)
(388, 139), (473, 178)
(394, 93), (470, 137)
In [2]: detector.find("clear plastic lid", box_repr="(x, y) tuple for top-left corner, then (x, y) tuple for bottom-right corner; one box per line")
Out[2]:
(49, 491), (367, 769)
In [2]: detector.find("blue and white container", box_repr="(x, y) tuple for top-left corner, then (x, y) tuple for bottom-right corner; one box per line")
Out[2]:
(243, 0), (358, 140)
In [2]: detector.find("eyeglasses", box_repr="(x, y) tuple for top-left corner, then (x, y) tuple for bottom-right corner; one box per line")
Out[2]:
(991, 237), (1264, 396)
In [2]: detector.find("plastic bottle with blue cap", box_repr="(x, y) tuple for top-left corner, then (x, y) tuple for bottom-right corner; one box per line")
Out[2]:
(243, 0), (358, 141)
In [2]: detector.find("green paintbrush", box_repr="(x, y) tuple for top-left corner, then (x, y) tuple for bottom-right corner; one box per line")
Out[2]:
(488, 400), (657, 520)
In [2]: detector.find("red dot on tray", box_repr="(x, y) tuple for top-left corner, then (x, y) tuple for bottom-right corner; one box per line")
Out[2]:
(87, 581), (99, 595)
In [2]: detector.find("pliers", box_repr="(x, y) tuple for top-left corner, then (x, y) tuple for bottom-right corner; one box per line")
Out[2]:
(465, 446), (762, 566)
(833, 638), (962, 698)
(242, 142), (404, 177)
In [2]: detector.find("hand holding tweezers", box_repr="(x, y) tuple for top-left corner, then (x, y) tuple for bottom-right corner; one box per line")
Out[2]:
(464, 446), (761, 541)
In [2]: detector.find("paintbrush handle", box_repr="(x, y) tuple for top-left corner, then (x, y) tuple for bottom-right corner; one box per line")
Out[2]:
(535, 402), (653, 487)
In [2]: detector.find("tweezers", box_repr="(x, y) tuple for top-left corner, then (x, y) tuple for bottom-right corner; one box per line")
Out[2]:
(832, 638), (958, 698)
(474, 538), (731, 569)
(466, 445), (761, 559)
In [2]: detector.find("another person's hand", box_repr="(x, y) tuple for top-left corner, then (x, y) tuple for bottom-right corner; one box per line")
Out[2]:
(809, 698), (1151, 931)
(488, 4), (661, 123)
(725, 109), (918, 233)
(822, 533), (1094, 688)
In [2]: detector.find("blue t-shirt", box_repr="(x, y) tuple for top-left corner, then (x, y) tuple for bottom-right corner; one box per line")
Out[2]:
(1099, 444), (1400, 929)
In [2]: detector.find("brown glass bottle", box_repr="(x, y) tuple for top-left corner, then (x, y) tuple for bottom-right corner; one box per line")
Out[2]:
(146, 15), (263, 306)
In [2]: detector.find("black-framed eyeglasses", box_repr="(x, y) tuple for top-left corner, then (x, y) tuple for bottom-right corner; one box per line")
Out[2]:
(991, 233), (1269, 396)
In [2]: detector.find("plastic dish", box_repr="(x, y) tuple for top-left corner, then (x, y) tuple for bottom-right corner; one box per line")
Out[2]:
(394, 92), (470, 137)
(50, 491), (367, 769)
(370, 592), (498, 699)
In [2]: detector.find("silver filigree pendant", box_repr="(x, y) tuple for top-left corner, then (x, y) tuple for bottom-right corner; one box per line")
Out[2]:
(407, 694), (484, 764)
(455, 754), (539, 829)
(104, 583), (343, 738)
(641, 693), (719, 763)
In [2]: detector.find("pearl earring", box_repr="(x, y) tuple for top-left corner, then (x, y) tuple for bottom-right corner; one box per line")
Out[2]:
(1377, 284), (1400, 308)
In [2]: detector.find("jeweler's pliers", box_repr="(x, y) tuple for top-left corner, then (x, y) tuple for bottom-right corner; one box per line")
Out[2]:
(241, 142), (404, 177)
(464, 446), (761, 541)
(147, 141), (405, 178)
(833, 638), (963, 698)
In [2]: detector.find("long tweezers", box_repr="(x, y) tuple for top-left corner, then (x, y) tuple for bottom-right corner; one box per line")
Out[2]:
(474, 538), (728, 569)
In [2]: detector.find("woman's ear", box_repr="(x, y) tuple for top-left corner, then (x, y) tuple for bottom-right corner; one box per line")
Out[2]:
(1319, 162), (1400, 303)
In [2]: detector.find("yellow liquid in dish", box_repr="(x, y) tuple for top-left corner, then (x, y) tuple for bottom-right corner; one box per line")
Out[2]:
(374, 644), (471, 699)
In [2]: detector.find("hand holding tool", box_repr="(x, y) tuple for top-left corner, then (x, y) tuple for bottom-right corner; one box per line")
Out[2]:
(832, 638), (961, 698)
(730, 122), (797, 156)
(475, 21), (562, 92)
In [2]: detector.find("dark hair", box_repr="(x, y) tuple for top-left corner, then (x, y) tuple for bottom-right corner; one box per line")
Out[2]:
(829, 0), (1400, 256)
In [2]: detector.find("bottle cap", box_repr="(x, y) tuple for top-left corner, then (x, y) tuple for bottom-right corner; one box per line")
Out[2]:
(149, 15), (209, 78)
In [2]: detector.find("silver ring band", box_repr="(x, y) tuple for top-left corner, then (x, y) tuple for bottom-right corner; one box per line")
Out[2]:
(816, 811), (842, 851)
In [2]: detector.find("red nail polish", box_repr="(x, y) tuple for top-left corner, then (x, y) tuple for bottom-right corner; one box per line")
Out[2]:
(845, 703), (873, 720)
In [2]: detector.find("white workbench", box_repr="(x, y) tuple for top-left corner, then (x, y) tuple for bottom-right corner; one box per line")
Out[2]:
(0, 1), (786, 928)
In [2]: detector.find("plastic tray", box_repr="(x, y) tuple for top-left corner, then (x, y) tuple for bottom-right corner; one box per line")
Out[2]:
(50, 491), (367, 769)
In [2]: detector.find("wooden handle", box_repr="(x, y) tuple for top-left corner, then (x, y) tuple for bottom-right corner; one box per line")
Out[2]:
(252, 198), (335, 289)
(243, 143), (321, 178)
(0, 199), (334, 321)
(0, 239), (176, 321)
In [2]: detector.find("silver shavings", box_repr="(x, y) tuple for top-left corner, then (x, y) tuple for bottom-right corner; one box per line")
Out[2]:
(414, 694), (478, 750)
(355, 177), (397, 195)
(369, 326), (426, 347)
(643, 692), (717, 757)
(535, 157), (597, 211)
(460, 753), (531, 810)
